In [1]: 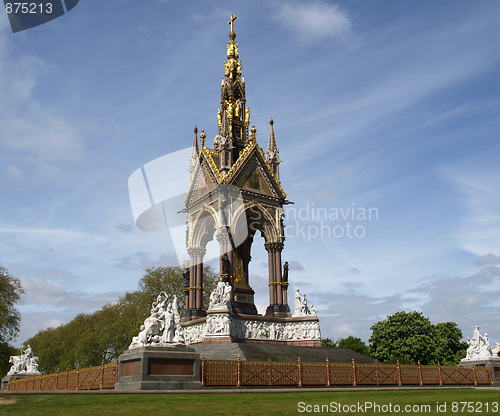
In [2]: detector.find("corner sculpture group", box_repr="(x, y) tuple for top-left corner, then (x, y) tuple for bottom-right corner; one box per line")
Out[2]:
(7, 345), (40, 376)
(463, 326), (500, 361)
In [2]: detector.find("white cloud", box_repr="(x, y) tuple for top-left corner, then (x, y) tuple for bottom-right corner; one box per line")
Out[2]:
(0, 26), (86, 170)
(410, 266), (500, 345)
(476, 253), (500, 266)
(113, 250), (178, 270)
(442, 166), (500, 255)
(5, 165), (23, 180)
(15, 276), (122, 345)
(273, 1), (351, 41)
(1, 111), (84, 163)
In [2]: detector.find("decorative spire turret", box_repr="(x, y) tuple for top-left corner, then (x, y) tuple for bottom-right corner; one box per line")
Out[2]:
(219, 110), (234, 174)
(189, 126), (199, 175)
(218, 13), (249, 163)
(267, 118), (280, 179)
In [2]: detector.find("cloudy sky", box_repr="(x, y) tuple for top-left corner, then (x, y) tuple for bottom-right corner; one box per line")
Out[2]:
(1, 1), (499, 347)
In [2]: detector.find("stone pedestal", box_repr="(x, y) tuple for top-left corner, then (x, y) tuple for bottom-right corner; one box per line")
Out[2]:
(459, 357), (500, 385)
(181, 309), (321, 347)
(115, 346), (202, 391)
(1, 374), (33, 391)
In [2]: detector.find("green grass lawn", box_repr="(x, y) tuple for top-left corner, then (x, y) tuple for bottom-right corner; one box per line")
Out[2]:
(1, 389), (499, 416)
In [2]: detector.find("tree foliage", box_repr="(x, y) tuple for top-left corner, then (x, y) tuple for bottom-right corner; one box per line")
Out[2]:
(25, 265), (218, 373)
(433, 321), (468, 365)
(321, 338), (337, 348)
(0, 263), (24, 344)
(321, 336), (370, 356)
(0, 342), (18, 378)
(369, 311), (467, 365)
(337, 336), (370, 356)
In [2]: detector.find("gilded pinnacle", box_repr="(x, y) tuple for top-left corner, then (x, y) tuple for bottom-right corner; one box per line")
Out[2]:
(200, 129), (206, 147)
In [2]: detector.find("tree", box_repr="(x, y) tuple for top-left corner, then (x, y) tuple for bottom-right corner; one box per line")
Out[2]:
(138, 265), (218, 311)
(369, 311), (468, 365)
(0, 342), (18, 377)
(432, 322), (467, 365)
(369, 311), (435, 364)
(0, 263), (24, 377)
(337, 336), (370, 356)
(321, 338), (337, 348)
(0, 263), (24, 344)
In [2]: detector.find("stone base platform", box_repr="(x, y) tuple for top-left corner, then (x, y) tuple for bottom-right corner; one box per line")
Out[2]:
(2, 374), (40, 391)
(191, 343), (375, 363)
(459, 357), (500, 385)
(181, 308), (321, 347)
(115, 346), (202, 391)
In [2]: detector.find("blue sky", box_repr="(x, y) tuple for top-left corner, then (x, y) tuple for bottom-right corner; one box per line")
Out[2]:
(1, 1), (499, 347)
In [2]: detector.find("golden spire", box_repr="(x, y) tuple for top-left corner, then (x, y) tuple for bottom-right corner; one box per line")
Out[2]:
(249, 125), (257, 143)
(200, 129), (206, 148)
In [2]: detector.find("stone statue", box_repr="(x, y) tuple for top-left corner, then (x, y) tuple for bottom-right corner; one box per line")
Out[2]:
(234, 101), (241, 118)
(7, 345), (41, 376)
(293, 289), (301, 315)
(293, 289), (314, 317)
(221, 253), (230, 275)
(208, 281), (232, 310)
(129, 292), (186, 349)
(463, 326), (498, 362)
(282, 261), (289, 283)
(161, 304), (175, 344)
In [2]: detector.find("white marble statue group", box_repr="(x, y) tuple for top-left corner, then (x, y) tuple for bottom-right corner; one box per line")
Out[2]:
(7, 345), (41, 376)
(208, 281), (232, 310)
(463, 326), (500, 361)
(129, 285), (321, 349)
(292, 289), (317, 317)
(129, 292), (186, 349)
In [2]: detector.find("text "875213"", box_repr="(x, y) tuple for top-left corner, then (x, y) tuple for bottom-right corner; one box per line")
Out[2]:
(5, 3), (53, 14)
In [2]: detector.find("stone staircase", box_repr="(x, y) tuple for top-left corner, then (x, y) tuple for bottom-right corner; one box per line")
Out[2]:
(192, 343), (374, 363)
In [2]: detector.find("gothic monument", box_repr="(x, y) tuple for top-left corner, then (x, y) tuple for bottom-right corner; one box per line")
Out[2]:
(116, 14), (321, 390)
(179, 13), (320, 346)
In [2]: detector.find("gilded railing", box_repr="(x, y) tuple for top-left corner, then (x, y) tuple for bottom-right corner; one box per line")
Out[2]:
(6, 357), (494, 390)
(201, 357), (494, 388)
(7, 361), (119, 391)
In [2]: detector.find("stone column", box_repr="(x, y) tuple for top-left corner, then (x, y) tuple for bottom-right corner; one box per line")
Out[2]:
(267, 248), (275, 305)
(185, 247), (207, 318)
(188, 249), (196, 310)
(193, 248), (206, 310)
(265, 242), (289, 316)
(217, 229), (234, 298)
(274, 247), (283, 305)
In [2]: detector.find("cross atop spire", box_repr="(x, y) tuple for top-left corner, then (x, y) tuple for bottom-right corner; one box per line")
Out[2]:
(228, 13), (237, 40)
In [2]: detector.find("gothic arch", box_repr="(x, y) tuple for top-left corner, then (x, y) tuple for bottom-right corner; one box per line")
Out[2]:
(189, 206), (219, 249)
(231, 201), (280, 245)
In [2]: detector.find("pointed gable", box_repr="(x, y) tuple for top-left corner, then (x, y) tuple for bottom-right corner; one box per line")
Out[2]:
(225, 143), (287, 200)
(185, 149), (221, 207)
